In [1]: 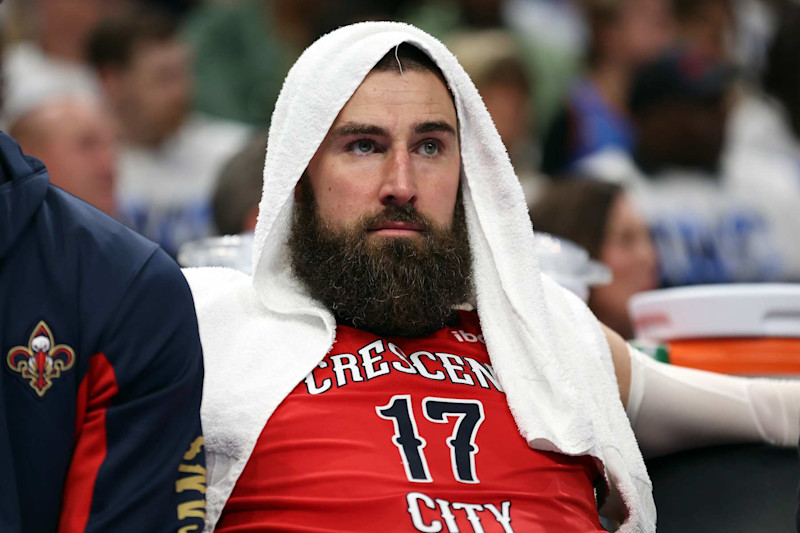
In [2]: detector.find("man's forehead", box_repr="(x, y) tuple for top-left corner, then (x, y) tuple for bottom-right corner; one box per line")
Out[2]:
(331, 70), (457, 131)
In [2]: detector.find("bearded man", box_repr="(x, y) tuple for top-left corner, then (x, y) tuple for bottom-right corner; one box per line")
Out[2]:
(185, 22), (800, 533)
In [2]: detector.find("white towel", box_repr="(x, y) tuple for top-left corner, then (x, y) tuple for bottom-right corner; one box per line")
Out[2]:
(184, 21), (654, 532)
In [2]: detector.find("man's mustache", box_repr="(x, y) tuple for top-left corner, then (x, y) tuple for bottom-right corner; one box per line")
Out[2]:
(360, 204), (434, 232)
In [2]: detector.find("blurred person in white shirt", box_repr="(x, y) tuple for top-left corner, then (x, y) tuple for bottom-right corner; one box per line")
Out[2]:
(723, 0), (800, 280)
(580, 46), (787, 287)
(87, 5), (251, 256)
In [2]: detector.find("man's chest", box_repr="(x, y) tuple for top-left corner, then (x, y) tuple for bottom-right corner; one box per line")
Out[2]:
(218, 313), (604, 533)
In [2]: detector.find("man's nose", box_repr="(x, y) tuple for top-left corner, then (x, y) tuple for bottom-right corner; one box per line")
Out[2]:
(379, 149), (417, 207)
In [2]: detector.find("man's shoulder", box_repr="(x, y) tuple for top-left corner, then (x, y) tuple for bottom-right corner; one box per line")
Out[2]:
(183, 266), (255, 321)
(183, 265), (251, 294)
(44, 185), (160, 270)
(39, 186), (193, 314)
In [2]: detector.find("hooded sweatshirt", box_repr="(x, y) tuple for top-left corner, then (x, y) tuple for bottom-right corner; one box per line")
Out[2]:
(184, 22), (655, 532)
(0, 132), (205, 532)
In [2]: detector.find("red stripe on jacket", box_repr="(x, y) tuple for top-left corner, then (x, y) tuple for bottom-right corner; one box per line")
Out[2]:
(58, 353), (119, 533)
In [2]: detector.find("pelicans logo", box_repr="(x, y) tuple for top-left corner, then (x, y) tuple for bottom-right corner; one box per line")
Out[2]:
(7, 321), (75, 397)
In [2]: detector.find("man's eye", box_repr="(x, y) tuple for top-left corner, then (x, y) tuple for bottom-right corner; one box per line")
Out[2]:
(418, 141), (440, 156)
(351, 140), (376, 155)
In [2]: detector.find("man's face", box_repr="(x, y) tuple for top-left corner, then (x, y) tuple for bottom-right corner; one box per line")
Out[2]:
(119, 39), (192, 143)
(289, 67), (472, 337)
(636, 96), (729, 172)
(21, 99), (118, 215)
(481, 82), (531, 150)
(591, 194), (658, 339)
(305, 69), (461, 238)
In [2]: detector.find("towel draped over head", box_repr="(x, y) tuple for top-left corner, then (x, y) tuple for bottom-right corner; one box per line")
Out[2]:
(184, 21), (654, 532)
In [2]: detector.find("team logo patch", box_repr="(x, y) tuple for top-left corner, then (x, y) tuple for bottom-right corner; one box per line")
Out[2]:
(7, 321), (75, 396)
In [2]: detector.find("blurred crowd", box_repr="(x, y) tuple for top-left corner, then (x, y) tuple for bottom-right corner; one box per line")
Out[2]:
(1, 0), (799, 339)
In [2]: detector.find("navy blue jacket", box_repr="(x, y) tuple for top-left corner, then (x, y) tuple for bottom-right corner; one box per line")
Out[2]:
(0, 133), (206, 532)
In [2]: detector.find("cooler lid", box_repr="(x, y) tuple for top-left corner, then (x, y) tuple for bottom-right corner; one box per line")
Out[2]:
(630, 284), (800, 341)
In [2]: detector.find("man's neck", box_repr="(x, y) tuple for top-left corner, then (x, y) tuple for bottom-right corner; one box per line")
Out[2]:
(120, 122), (172, 149)
(335, 309), (463, 337)
(115, 104), (184, 149)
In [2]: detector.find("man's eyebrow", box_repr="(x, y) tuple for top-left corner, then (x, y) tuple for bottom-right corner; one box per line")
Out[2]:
(414, 121), (457, 135)
(330, 120), (457, 138)
(331, 123), (389, 137)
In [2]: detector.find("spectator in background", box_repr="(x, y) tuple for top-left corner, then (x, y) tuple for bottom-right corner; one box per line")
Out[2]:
(722, 0), (800, 280)
(7, 95), (118, 216)
(629, 46), (730, 175)
(531, 179), (658, 339)
(0, 0), (127, 126)
(583, 46), (785, 287)
(672, 0), (734, 62)
(212, 135), (266, 236)
(541, 0), (675, 175)
(88, 6), (251, 257)
(182, 0), (414, 128)
(446, 29), (546, 202)
(181, 0), (322, 127)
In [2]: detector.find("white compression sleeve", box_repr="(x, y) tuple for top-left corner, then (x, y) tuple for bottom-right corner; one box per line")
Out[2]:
(625, 344), (800, 459)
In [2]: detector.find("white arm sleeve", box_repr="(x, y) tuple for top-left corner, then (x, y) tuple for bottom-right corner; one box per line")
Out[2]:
(626, 344), (800, 459)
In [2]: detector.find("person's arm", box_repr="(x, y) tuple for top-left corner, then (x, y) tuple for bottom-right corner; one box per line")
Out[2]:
(602, 324), (800, 459)
(601, 323), (631, 408)
(57, 249), (206, 533)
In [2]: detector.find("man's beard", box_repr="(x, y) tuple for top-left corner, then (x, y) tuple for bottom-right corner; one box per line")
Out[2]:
(288, 180), (473, 338)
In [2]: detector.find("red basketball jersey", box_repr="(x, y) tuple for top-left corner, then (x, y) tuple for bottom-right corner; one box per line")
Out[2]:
(217, 311), (606, 532)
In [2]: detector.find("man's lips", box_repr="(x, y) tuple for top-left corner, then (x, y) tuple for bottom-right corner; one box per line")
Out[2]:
(368, 221), (425, 234)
